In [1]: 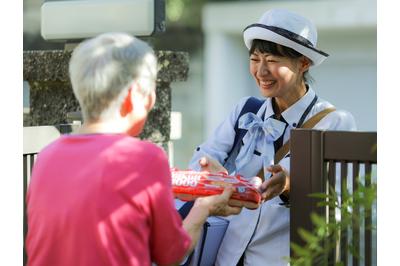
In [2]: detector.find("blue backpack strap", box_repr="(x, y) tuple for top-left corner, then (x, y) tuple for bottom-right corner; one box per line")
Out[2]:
(177, 201), (195, 265)
(178, 201), (195, 219)
(223, 97), (265, 173)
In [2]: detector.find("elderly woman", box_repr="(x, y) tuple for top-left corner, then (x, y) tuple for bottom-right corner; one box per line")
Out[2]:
(26, 32), (241, 266)
(189, 9), (356, 266)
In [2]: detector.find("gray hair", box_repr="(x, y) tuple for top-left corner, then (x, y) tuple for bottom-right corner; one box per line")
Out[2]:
(69, 32), (157, 123)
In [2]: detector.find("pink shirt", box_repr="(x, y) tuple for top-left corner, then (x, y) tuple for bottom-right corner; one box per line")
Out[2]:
(26, 134), (191, 266)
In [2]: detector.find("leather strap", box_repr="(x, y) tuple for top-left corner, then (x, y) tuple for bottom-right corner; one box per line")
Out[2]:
(274, 107), (336, 163)
(258, 107), (336, 181)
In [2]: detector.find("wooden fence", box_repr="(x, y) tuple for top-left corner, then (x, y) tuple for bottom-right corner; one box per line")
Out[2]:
(290, 129), (377, 266)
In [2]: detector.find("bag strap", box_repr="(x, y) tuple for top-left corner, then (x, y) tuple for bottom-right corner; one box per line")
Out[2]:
(177, 201), (194, 220)
(177, 201), (195, 265)
(197, 222), (210, 266)
(274, 107), (336, 163)
(223, 97), (265, 171)
(230, 97), (265, 158)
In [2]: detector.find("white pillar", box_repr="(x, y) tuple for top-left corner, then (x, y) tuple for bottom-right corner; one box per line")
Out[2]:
(203, 32), (255, 137)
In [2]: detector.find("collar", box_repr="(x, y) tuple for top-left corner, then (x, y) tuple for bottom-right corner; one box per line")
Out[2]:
(263, 86), (317, 128)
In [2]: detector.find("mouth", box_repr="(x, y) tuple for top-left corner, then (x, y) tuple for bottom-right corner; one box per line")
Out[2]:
(259, 80), (276, 90)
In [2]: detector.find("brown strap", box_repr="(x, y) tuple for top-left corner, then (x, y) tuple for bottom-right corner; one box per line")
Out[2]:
(273, 107), (336, 163)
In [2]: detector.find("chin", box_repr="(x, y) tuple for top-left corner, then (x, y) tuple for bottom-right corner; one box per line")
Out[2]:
(259, 89), (275, 98)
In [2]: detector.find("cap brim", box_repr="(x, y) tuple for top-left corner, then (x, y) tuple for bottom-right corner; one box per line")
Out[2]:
(244, 26), (328, 67)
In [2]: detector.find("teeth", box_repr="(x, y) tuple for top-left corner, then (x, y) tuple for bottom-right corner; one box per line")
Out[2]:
(261, 80), (275, 86)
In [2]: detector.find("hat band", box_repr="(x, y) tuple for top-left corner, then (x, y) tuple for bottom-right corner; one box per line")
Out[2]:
(244, 24), (329, 57)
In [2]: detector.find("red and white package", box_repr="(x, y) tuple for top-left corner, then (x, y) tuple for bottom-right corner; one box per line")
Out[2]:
(171, 169), (262, 209)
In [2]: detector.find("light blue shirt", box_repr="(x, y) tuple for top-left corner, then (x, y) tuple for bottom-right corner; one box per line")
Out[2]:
(188, 87), (356, 266)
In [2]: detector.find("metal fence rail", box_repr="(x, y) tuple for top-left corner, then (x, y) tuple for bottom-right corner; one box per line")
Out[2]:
(290, 129), (377, 266)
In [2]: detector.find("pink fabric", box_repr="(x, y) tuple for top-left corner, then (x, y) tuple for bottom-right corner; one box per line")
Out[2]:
(26, 134), (191, 266)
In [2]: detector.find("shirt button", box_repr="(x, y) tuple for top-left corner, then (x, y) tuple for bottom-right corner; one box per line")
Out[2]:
(292, 123), (297, 127)
(196, 147), (200, 151)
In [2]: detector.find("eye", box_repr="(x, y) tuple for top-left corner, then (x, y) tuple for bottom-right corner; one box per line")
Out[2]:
(267, 54), (283, 63)
(250, 57), (260, 62)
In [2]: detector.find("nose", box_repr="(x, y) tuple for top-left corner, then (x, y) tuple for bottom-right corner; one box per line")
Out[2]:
(257, 60), (269, 77)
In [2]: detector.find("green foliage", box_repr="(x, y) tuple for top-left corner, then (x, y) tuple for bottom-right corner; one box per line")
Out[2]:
(288, 174), (376, 266)
(167, 0), (186, 22)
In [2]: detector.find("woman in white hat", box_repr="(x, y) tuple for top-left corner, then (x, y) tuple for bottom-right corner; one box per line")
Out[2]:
(188, 8), (357, 266)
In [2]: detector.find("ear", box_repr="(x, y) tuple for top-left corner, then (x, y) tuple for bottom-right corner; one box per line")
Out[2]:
(299, 56), (311, 72)
(145, 90), (156, 111)
(120, 86), (133, 117)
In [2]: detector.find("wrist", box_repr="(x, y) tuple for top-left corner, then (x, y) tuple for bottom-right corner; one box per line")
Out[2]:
(192, 198), (211, 218)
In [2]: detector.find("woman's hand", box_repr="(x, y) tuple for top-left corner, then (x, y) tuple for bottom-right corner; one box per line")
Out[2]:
(199, 156), (228, 174)
(258, 164), (290, 201)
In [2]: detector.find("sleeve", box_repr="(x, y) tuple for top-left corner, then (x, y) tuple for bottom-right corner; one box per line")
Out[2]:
(188, 96), (251, 170)
(147, 149), (192, 266)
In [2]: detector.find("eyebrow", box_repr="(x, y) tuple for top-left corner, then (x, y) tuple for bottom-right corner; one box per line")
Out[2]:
(251, 52), (276, 58)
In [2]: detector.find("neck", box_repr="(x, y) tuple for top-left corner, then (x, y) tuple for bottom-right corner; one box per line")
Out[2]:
(273, 83), (307, 116)
(77, 120), (126, 135)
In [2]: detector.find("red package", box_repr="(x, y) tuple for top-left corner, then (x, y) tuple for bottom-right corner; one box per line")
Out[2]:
(171, 169), (262, 209)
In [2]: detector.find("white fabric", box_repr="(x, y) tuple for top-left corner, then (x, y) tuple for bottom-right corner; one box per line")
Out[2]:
(243, 27), (326, 66)
(188, 87), (356, 266)
(235, 113), (286, 172)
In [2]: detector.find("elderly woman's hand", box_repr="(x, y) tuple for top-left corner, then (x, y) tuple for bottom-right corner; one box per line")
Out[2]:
(195, 186), (242, 217)
(198, 156), (228, 174)
(258, 165), (290, 201)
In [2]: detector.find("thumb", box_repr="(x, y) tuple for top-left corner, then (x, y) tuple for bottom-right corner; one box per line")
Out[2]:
(220, 185), (235, 199)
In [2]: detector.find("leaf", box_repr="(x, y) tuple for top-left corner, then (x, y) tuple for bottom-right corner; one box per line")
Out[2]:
(309, 192), (329, 199)
(290, 242), (311, 257)
(298, 228), (319, 244)
(311, 213), (326, 228)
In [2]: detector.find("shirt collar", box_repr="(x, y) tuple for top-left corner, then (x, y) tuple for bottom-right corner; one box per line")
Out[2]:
(263, 86), (317, 128)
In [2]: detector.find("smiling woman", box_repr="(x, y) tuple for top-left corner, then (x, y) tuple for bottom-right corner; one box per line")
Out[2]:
(188, 8), (357, 266)
(249, 40), (312, 113)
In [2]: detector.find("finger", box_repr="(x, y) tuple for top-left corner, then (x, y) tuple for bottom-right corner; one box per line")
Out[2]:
(208, 157), (228, 174)
(266, 164), (283, 173)
(260, 188), (271, 201)
(220, 185), (235, 199)
(261, 188), (277, 201)
(258, 180), (269, 193)
(249, 176), (263, 189)
(225, 205), (242, 215)
(199, 157), (208, 167)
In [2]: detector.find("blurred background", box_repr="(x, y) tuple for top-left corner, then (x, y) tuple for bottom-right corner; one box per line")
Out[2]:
(24, 0), (377, 169)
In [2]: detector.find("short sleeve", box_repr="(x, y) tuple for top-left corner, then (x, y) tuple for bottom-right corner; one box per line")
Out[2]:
(147, 149), (191, 265)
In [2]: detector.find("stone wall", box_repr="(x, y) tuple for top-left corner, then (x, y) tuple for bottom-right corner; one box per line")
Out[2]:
(23, 50), (189, 147)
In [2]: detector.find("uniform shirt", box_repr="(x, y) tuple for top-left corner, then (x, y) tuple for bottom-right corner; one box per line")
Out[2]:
(27, 134), (191, 266)
(189, 87), (356, 266)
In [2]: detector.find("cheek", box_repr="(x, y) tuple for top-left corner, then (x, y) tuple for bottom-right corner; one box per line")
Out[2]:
(277, 67), (296, 83)
(249, 64), (257, 78)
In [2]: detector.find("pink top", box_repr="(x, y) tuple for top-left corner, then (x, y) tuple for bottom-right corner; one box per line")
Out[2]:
(26, 134), (191, 266)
